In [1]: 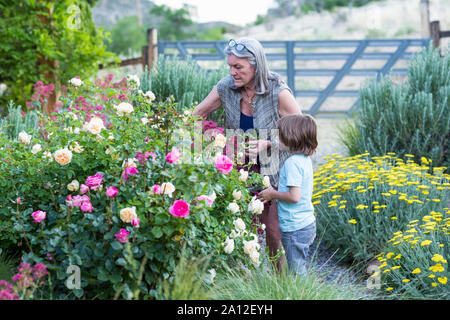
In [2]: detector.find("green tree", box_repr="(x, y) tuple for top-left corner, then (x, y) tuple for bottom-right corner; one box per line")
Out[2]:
(149, 4), (195, 40)
(0, 0), (117, 113)
(106, 15), (146, 57)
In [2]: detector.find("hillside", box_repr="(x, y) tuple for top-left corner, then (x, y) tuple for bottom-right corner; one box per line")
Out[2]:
(227, 0), (450, 44)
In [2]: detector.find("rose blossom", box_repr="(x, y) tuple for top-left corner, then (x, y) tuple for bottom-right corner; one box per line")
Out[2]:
(114, 228), (130, 243)
(161, 182), (175, 196)
(80, 201), (93, 213)
(151, 184), (162, 194)
(105, 186), (118, 197)
(31, 210), (46, 223)
(197, 195), (213, 207)
(223, 237), (234, 254)
(131, 217), (140, 227)
(214, 154), (233, 174)
(169, 200), (190, 218)
(31, 144), (42, 154)
(79, 184), (89, 194)
(120, 206), (137, 223)
(85, 173), (103, 190)
(165, 147), (181, 164)
(114, 102), (134, 116)
(53, 148), (72, 166)
(122, 166), (139, 180)
(233, 218), (246, 231)
(67, 180), (79, 192)
(228, 202), (240, 214)
(18, 131), (32, 145)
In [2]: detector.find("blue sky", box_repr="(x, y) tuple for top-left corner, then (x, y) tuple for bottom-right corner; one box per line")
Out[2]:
(151, 0), (276, 26)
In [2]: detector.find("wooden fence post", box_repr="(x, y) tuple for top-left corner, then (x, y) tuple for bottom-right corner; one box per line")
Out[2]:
(145, 28), (158, 71)
(420, 0), (430, 38)
(430, 20), (441, 49)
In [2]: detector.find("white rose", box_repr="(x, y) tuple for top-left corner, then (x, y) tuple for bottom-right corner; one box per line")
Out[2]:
(223, 238), (234, 254)
(31, 143), (42, 154)
(213, 133), (227, 148)
(233, 218), (245, 231)
(243, 240), (258, 255)
(209, 191), (217, 202)
(73, 127), (80, 135)
(0, 83), (7, 96)
(143, 90), (155, 102)
(85, 116), (105, 135)
(69, 77), (83, 87)
(141, 117), (149, 125)
(126, 74), (140, 88)
(67, 180), (80, 192)
(250, 250), (261, 265)
(228, 202), (240, 214)
(232, 190), (242, 200)
(248, 196), (264, 215)
(18, 131), (32, 145)
(263, 176), (271, 188)
(161, 182), (176, 196)
(239, 169), (248, 182)
(114, 102), (134, 116)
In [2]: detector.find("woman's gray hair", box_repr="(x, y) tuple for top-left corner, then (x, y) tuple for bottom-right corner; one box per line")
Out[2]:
(224, 37), (281, 95)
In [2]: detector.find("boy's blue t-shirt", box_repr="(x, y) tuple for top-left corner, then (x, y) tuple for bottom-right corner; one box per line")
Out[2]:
(277, 153), (315, 232)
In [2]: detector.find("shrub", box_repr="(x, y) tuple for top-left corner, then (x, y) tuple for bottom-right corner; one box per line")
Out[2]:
(0, 76), (266, 299)
(313, 153), (449, 265)
(376, 210), (449, 299)
(140, 55), (229, 125)
(340, 46), (450, 171)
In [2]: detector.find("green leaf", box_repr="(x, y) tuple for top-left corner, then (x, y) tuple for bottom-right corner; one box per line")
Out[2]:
(152, 226), (163, 238)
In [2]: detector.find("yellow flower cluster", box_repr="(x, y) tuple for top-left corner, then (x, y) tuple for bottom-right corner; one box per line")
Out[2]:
(377, 209), (449, 294)
(313, 153), (449, 205)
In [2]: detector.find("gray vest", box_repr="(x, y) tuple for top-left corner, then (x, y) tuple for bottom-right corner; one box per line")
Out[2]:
(216, 75), (291, 186)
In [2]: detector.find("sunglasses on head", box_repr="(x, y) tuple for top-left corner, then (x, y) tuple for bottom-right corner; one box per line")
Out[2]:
(228, 39), (254, 55)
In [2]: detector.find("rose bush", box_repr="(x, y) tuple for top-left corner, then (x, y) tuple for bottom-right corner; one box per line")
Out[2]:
(0, 75), (267, 299)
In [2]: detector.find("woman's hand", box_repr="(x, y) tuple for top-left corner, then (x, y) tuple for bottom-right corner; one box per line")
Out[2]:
(246, 140), (271, 157)
(257, 186), (276, 203)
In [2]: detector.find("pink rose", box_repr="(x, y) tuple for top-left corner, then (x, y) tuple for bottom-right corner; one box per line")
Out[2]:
(79, 184), (89, 194)
(197, 195), (213, 207)
(166, 147), (181, 164)
(114, 228), (130, 243)
(72, 195), (89, 207)
(31, 210), (46, 223)
(16, 197), (21, 204)
(145, 151), (156, 162)
(122, 166), (139, 180)
(105, 186), (118, 198)
(151, 184), (162, 194)
(85, 173), (103, 190)
(80, 201), (93, 213)
(169, 200), (190, 218)
(214, 154), (233, 174)
(131, 217), (140, 227)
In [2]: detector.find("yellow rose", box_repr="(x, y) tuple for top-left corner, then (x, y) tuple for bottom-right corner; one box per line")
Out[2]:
(120, 206), (137, 223)
(54, 148), (73, 166)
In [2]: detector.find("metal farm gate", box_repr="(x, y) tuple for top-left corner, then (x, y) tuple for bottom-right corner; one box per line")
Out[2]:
(158, 38), (431, 115)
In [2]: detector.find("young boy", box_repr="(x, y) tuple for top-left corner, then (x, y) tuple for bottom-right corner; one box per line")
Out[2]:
(257, 114), (318, 275)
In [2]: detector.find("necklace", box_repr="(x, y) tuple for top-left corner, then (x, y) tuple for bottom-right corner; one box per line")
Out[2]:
(243, 88), (256, 107)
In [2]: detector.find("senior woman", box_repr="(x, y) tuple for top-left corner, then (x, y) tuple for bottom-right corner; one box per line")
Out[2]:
(193, 37), (301, 272)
